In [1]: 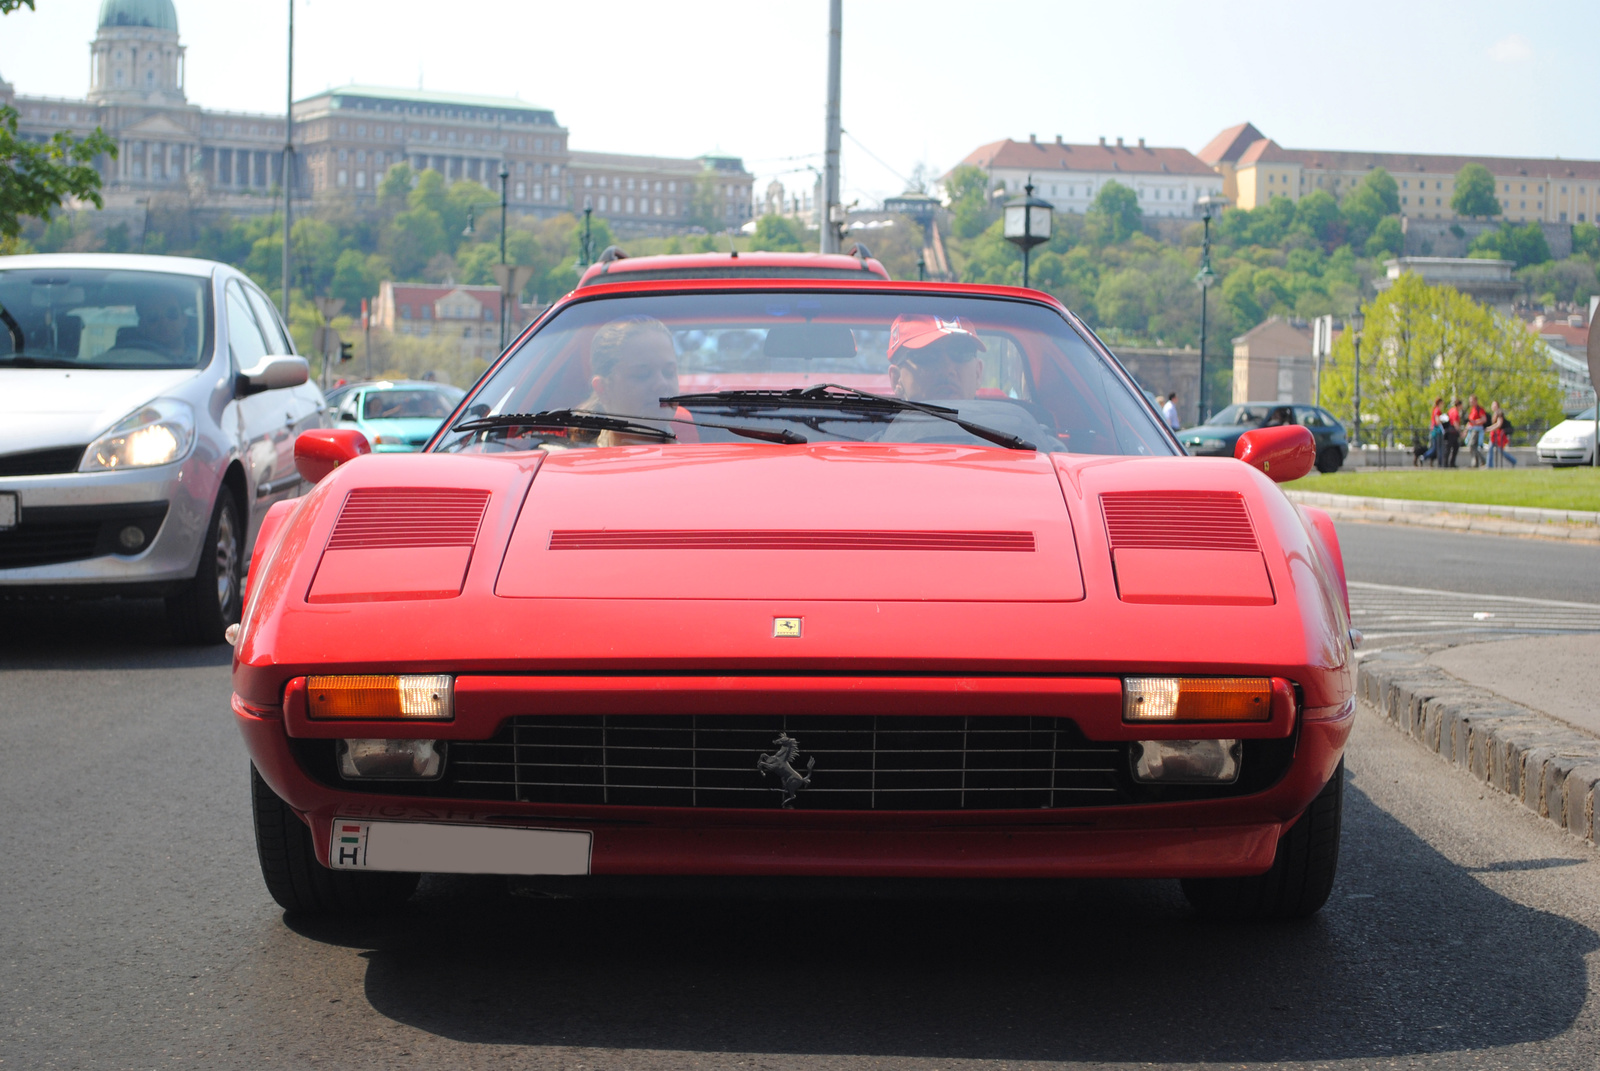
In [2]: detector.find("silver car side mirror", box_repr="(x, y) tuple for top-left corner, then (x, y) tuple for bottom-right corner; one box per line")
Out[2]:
(238, 355), (309, 396)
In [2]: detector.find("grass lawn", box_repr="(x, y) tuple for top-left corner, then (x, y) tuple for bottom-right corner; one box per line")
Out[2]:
(1284, 467), (1600, 512)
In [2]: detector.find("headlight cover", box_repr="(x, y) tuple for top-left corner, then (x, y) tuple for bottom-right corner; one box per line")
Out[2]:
(80, 398), (196, 471)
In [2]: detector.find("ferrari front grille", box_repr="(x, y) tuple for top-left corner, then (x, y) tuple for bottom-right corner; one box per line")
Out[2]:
(446, 714), (1126, 810)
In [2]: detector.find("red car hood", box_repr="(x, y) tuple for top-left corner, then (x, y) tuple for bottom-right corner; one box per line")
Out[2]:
(496, 444), (1082, 602)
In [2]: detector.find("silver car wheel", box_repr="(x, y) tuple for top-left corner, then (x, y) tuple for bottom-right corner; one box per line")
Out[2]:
(214, 502), (240, 613)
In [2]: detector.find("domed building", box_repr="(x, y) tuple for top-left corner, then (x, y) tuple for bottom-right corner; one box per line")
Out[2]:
(7, 1), (753, 237)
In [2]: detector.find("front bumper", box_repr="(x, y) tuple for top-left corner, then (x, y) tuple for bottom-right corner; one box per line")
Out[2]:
(0, 455), (212, 587)
(236, 680), (1354, 880)
(1537, 445), (1595, 464)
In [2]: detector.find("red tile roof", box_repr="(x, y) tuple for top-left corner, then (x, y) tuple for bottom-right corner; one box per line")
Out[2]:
(1197, 122), (1266, 166)
(1236, 138), (1299, 166)
(957, 138), (1214, 177)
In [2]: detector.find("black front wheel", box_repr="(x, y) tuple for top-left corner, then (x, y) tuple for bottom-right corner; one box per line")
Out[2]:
(251, 765), (419, 915)
(1180, 760), (1343, 920)
(1315, 447), (1343, 474)
(166, 487), (243, 645)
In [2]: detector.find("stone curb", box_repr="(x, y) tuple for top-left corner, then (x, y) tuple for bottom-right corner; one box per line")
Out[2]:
(1288, 489), (1600, 527)
(1286, 492), (1600, 543)
(1357, 650), (1600, 844)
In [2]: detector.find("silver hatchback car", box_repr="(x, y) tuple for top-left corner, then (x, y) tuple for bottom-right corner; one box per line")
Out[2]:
(0, 254), (326, 643)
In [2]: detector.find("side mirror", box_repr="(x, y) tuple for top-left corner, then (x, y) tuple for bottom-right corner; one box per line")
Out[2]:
(1235, 424), (1315, 483)
(238, 355), (310, 396)
(294, 428), (370, 484)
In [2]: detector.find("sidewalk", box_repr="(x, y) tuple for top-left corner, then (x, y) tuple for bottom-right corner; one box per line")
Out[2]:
(1358, 636), (1600, 846)
(1288, 489), (1600, 542)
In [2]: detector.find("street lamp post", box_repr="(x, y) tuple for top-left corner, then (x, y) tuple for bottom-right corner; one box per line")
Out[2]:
(280, 0), (293, 320)
(1194, 194), (1227, 422)
(580, 206), (593, 268)
(1002, 179), (1052, 290)
(1351, 304), (1365, 450)
(497, 164), (509, 350)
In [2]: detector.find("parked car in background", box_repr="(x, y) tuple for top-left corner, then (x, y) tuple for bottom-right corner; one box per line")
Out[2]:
(1180, 403), (1348, 474)
(0, 253), (324, 642)
(325, 380), (466, 452)
(1536, 406), (1597, 466)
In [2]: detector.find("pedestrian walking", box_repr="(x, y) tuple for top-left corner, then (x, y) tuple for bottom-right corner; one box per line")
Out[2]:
(1161, 392), (1180, 431)
(1418, 396), (1444, 466)
(1443, 397), (1463, 468)
(1487, 401), (1518, 468)
(1466, 394), (1488, 468)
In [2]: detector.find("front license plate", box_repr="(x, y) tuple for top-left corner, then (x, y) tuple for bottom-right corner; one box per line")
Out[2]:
(0, 493), (15, 531)
(329, 821), (591, 875)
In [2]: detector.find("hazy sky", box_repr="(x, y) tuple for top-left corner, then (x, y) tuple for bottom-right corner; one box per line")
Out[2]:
(4, 0), (1598, 208)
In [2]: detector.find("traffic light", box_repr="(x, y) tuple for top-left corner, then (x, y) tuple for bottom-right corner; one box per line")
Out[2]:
(339, 341), (354, 363)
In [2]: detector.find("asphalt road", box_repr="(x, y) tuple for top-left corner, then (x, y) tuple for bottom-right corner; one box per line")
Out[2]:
(1336, 521), (1600, 603)
(4, 524), (1600, 1069)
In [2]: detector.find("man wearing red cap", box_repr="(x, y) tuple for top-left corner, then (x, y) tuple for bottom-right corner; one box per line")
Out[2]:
(886, 314), (987, 401)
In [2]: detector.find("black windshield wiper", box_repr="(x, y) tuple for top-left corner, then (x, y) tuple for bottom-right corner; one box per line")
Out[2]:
(667, 385), (1035, 451)
(0, 302), (22, 353)
(451, 410), (677, 442)
(0, 354), (80, 368)
(450, 409), (807, 445)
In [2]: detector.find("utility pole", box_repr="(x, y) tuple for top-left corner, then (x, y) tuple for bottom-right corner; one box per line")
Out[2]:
(498, 164), (509, 350)
(820, 0), (842, 254)
(280, 0), (293, 320)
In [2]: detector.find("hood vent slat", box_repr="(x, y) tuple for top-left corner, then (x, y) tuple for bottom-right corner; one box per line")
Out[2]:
(327, 488), (490, 551)
(1101, 493), (1258, 552)
(549, 529), (1035, 552)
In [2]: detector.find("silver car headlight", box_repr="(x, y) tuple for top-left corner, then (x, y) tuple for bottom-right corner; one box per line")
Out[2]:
(80, 398), (196, 471)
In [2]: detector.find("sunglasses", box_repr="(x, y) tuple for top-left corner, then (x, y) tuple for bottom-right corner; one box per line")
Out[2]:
(899, 347), (978, 367)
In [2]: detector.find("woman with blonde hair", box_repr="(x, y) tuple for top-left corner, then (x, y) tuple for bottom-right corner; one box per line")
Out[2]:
(580, 315), (681, 445)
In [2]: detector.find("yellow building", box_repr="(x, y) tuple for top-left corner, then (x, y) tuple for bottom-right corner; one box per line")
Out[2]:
(1199, 122), (1600, 224)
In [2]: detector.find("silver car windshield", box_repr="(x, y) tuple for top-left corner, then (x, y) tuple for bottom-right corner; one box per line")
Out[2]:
(0, 269), (211, 370)
(436, 290), (1175, 457)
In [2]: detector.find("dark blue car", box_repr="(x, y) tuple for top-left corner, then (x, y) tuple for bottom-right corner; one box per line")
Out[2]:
(1179, 402), (1349, 474)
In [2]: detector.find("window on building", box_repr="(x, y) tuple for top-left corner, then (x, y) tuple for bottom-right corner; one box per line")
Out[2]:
(534, 138), (544, 151)
(600, 176), (609, 188)
(584, 174), (592, 188)
(1521, 184), (1526, 192)
(338, 123), (347, 135)
(1561, 212), (1568, 221)
(533, 183), (543, 200)
(668, 199), (677, 214)
(654, 199), (663, 215)
(584, 195), (592, 209)
(626, 198), (634, 213)
(356, 172), (366, 189)
(421, 306), (432, 320)
(338, 170), (348, 186)
(338, 149), (347, 162)
(516, 181), (525, 199)
(357, 125), (365, 137)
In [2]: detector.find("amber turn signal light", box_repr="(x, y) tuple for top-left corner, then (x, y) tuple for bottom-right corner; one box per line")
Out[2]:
(1122, 677), (1272, 722)
(306, 675), (454, 720)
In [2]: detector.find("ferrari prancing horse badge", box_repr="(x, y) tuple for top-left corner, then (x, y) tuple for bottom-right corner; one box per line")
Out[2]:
(772, 617), (802, 638)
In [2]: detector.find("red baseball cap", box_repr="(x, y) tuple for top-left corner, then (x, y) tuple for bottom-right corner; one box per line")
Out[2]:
(887, 314), (988, 361)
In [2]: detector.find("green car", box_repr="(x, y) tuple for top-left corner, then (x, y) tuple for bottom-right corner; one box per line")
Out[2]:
(1179, 402), (1349, 474)
(324, 380), (466, 453)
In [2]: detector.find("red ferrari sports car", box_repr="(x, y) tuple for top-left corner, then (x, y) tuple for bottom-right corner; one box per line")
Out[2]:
(232, 277), (1355, 919)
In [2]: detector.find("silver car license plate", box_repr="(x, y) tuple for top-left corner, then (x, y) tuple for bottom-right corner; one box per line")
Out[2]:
(0, 492), (16, 530)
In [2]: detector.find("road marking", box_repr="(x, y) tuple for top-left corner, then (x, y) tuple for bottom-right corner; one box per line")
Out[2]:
(1347, 581), (1600, 642)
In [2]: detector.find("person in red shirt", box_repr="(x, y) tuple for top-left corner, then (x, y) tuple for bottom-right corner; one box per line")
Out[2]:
(1465, 394), (1488, 467)
(1419, 396), (1445, 466)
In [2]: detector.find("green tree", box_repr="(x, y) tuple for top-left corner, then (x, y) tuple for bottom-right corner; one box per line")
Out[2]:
(377, 163), (414, 216)
(944, 164), (995, 239)
(1290, 190), (1342, 247)
(1451, 163), (1500, 219)
(749, 214), (806, 252)
(1468, 221), (1552, 267)
(1515, 256), (1598, 305)
(1319, 272), (1561, 434)
(1364, 215), (1403, 258)
(442, 180), (498, 253)
(407, 169), (448, 217)
(329, 249), (390, 308)
(1339, 168), (1399, 247)
(1084, 181), (1142, 245)
(381, 207), (448, 280)
(0, 106), (116, 246)
(1573, 222), (1600, 261)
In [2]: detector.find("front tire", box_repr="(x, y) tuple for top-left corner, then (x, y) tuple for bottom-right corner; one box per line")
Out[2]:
(1181, 760), (1343, 920)
(166, 487), (243, 645)
(1315, 447), (1343, 474)
(251, 765), (419, 915)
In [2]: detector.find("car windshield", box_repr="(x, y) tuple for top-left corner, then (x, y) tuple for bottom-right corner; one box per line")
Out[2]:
(1208, 404), (1295, 428)
(435, 289), (1174, 457)
(363, 388), (460, 420)
(1573, 406), (1597, 421)
(0, 268), (210, 369)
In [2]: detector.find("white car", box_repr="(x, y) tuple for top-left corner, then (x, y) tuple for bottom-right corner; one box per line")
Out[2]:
(1536, 406), (1597, 467)
(0, 254), (326, 642)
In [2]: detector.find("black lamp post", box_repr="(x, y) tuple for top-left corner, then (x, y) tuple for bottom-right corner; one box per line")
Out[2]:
(1351, 303), (1365, 449)
(1194, 194), (1227, 422)
(497, 164), (509, 349)
(1003, 178), (1052, 289)
(581, 206), (593, 268)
